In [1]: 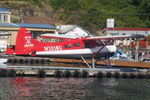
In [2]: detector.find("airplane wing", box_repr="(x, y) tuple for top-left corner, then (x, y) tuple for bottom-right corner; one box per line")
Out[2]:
(85, 34), (145, 40)
(84, 34), (145, 58)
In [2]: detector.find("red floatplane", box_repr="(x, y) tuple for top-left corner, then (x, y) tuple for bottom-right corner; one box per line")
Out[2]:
(5, 27), (143, 60)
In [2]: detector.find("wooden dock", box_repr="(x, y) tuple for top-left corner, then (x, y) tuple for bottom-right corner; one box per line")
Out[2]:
(0, 56), (150, 78)
(51, 58), (150, 68)
(6, 56), (150, 68)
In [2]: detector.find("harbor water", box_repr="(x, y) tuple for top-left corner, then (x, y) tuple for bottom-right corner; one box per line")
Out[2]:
(0, 77), (150, 100)
(0, 58), (150, 100)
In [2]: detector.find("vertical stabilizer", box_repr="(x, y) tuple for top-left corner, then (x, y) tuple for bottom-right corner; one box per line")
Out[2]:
(15, 27), (35, 55)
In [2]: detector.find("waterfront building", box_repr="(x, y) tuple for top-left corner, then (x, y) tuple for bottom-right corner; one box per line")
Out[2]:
(105, 28), (150, 48)
(105, 28), (150, 36)
(0, 23), (56, 52)
(105, 28), (150, 60)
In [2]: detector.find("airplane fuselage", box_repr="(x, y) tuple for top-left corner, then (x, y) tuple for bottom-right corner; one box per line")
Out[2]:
(5, 28), (117, 59)
(35, 45), (116, 58)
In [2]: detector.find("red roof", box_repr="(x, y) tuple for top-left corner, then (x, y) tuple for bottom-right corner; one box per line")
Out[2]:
(106, 28), (150, 31)
(21, 16), (55, 26)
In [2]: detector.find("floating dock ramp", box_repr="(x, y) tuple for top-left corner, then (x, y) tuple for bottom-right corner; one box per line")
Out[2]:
(6, 56), (150, 68)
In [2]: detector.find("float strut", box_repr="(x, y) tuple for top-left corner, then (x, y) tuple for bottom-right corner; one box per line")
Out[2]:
(81, 56), (92, 68)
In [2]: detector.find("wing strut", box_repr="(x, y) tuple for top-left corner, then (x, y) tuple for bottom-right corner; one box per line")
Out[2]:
(91, 40), (111, 68)
(92, 40), (110, 58)
(80, 40), (112, 68)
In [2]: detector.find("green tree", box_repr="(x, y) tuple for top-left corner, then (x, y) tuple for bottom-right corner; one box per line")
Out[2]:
(5, 0), (150, 33)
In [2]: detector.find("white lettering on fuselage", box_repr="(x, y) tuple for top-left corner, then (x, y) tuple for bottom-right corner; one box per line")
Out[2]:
(44, 46), (62, 51)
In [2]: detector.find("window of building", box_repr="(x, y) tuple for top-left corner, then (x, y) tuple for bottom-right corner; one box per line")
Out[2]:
(4, 15), (8, 22)
(31, 32), (44, 38)
(0, 31), (10, 39)
(0, 15), (2, 23)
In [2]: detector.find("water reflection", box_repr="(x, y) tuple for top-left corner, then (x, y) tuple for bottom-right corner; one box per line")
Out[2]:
(0, 77), (149, 100)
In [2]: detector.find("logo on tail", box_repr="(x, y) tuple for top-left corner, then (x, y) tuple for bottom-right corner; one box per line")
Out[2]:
(24, 36), (34, 47)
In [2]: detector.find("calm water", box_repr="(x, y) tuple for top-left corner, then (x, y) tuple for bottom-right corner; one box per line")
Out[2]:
(0, 77), (149, 100)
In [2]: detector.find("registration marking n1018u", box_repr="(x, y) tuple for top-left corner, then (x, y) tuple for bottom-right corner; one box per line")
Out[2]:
(44, 46), (62, 51)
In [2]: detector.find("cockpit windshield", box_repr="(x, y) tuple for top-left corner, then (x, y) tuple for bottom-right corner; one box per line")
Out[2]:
(84, 40), (114, 48)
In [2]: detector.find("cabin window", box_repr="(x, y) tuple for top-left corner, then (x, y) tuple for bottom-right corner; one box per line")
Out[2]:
(30, 32), (44, 39)
(36, 37), (42, 42)
(58, 39), (64, 42)
(122, 33), (126, 35)
(74, 43), (80, 47)
(36, 37), (64, 43)
(65, 44), (72, 48)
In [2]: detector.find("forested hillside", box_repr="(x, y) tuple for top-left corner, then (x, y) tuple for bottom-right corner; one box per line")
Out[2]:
(1, 0), (150, 33)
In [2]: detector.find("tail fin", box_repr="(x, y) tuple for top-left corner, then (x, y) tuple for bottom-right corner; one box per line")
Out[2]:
(15, 27), (35, 54)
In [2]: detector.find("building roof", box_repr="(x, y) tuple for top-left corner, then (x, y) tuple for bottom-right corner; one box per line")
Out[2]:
(106, 28), (150, 31)
(0, 23), (56, 29)
(16, 23), (56, 29)
(21, 17), (55, 26)
(0, 8), (11, 13)
(0, 23), (18, 27)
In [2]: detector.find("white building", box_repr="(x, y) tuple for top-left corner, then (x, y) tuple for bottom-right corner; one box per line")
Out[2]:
(105, 28), (149, 36)
(0, 8), (11, 52)
(0, 8), (11, 23)
(105, 28), (149, 47)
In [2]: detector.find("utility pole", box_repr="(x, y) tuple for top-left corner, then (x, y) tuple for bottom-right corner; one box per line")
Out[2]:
(135, 39), (139, 61)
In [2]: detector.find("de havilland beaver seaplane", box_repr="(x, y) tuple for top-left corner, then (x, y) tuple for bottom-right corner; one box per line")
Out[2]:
(5, 27), (144, 67)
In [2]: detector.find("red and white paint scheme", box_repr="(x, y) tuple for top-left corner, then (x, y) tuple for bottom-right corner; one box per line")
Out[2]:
(5, 27), (141, 59)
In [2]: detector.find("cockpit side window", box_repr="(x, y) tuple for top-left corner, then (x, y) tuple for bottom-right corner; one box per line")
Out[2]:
(65, 44), (72, 48)
(74, 43), (80, 47)
(85, 41), (92, 48)
(36, 36), (64, 43)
